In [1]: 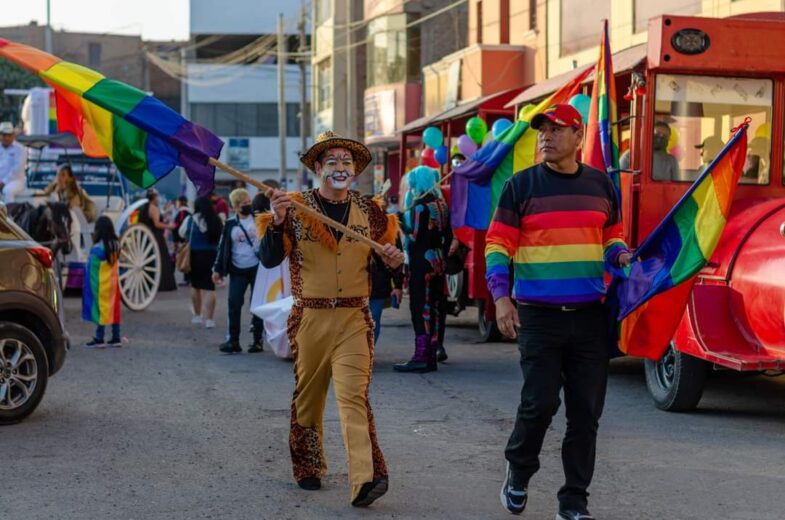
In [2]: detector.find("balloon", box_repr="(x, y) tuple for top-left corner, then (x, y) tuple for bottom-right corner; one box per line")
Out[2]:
(667, 127), (680, 153)
(434, 145), (449, 165)
(422, 126), (443, 149)
(670, 144), (684, 161)
(492, 118), (513, 138)
(421, 147), (440, 168)
(457, 134), (478, 157)
(568, 94), (591, 122)
(519, 104), (536, 121)
(755, 122), (771, 139)
(465, 116), (487, 145)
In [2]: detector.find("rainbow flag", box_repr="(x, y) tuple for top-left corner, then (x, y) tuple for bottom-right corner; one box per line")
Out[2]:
(0, 38), (223, 195)
(450, 67), (592, 230)
(609, 123), (748, 359)
(584, 19), (620, 202)
(82, 244), (121, 325)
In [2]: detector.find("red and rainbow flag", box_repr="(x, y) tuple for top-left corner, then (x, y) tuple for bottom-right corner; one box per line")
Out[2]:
(584, 19), (621, 202)
(0, 38), (223, 195)
(609, 122), (748, 359)
(450, 67), (592, 230)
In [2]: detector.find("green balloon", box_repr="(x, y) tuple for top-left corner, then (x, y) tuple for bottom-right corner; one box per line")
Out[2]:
(466, 117), (487, 145)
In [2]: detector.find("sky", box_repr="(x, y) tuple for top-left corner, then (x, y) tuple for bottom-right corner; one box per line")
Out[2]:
(4, 0), (191, 41)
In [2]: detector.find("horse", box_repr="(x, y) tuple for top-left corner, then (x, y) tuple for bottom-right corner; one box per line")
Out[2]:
(6, 201), (74, 259)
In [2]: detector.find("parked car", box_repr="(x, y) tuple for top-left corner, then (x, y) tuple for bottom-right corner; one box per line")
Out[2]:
(0, 204), (69, 424)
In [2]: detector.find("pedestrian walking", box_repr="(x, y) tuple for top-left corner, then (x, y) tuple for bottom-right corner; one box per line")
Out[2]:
(259, 131), (402, 507)
(369, 235), (403, 345)
(212, 188), (263, 353)
(394, 166), (451, 373)
(83, 216), (122, 347)
(180, 196), (222, 329)
(485, 104), (632, 519)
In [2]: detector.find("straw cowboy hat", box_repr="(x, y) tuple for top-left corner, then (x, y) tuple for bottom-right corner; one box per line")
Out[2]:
(300, 131), (372, 174)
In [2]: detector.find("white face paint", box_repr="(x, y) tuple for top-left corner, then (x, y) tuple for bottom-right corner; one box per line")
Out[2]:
(317, 148), (355, 192)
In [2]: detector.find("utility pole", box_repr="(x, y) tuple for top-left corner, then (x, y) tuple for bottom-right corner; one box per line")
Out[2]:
(180, 46), (194, 200)
(277, 13), (288, 188)
(298, 3), (308, 190)
(345, 0), (353, 139)
(44, 0), (53, 53)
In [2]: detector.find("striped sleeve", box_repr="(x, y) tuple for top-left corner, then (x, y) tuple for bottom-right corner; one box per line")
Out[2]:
(602, 180), (630, 267)
(485, 178), (519, 301)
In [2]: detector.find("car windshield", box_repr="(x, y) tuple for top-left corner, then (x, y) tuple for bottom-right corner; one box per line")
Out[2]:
(651, 73), (772, 184)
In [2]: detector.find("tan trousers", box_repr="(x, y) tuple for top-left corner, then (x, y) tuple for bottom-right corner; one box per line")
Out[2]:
(288, 303), (388, 500)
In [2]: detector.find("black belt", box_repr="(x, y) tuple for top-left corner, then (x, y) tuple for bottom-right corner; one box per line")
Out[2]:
(520, 301), (602, 312)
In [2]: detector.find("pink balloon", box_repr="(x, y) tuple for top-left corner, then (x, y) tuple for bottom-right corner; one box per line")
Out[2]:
(671, 145), (684, 161)
(457, 134), (477, 158)
(421, 147), (440, 168)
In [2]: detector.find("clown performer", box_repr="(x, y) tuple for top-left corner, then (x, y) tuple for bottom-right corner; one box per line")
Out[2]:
(259, 131), (402, 507)
(394, 166), (452, 373)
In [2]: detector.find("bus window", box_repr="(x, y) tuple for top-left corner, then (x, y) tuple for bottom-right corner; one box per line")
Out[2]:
(652, 74), (772, 184)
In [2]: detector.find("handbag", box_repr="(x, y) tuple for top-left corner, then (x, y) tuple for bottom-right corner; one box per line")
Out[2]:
(445, 242), (471, 276)
(176, 218), (194, 273)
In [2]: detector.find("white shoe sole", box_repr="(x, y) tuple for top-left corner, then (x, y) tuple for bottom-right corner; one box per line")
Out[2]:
(501, 462), (525, 515)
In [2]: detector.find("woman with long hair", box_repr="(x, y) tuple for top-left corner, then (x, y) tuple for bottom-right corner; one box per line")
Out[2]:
(42, 164), (97, 222)
(138, 188), (177, 291)
(179, 195), (223, 328)
(83, 216), (122, 347)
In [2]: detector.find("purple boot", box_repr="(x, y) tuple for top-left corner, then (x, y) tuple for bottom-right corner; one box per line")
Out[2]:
(394, 335), (437, 373)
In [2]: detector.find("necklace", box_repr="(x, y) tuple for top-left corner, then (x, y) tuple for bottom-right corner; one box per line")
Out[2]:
(315, 192), (351, 241)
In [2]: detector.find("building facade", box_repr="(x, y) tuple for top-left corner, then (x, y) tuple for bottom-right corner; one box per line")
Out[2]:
(187, 0), (312, 193)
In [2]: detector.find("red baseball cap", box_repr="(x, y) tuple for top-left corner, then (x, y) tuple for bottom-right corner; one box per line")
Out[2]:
(530, 103), (583, 130)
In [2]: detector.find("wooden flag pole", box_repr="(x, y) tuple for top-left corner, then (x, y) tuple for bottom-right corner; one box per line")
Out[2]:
(208, 158), (395, 256)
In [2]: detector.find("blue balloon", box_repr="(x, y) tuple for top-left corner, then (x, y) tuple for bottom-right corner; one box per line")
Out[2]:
(568, 94), (591, 123)
(422, 126), (444, 149)
(492, 118), (513, 138)
(434, 145), (449, 166)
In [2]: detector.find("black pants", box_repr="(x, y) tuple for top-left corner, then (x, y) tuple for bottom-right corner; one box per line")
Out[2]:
(228, 266), (262, 344)
(408, 262), (444, 340)
(505, 304), (609, 511)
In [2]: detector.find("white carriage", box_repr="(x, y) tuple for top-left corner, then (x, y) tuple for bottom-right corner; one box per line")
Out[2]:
(18, 134), (164, 311)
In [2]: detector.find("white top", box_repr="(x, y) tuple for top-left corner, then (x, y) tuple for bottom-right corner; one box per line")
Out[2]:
(230, 215), (259, 269)
(0, 142), (26, 185)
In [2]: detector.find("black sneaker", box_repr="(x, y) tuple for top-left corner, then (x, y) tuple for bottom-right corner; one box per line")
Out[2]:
(106, 337), (123, 348)
(557, 509), (595, 520)
(351, 477), (388, 507)
(85, 338), (105, 348)
(297, 477), (321, 490)
(247, 341), (264, 353)
(219, 341), (242, 354)
(500, 462), (528, 515)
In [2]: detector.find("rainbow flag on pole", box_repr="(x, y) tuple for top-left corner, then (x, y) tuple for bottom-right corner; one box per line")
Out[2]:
(0, 38), (223, 195)
(609, 122), (748, 359)
(584, 19), (621, 202)
(450, 67), (592, 230)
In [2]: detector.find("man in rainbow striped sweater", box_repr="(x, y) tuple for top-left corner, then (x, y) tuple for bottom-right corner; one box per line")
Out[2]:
(485, 103), (632, 520)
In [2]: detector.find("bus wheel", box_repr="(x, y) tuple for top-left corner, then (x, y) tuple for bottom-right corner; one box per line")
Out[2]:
(644, 341), (708, 412)
(477, 298), (502, 343)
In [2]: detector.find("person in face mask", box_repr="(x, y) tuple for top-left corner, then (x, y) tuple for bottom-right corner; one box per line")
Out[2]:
(650, 121), (680, 180)
(212, 188), (263, 353)
(618, 120), (680, 181)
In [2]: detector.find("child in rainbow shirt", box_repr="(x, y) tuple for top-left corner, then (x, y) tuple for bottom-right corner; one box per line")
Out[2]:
(83, 216), (122, 347)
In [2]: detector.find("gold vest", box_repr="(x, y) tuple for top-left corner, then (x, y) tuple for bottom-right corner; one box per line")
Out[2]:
(257, 190), (398, 302)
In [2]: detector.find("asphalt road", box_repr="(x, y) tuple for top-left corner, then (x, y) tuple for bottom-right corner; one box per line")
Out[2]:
(3, 287), (785, 520)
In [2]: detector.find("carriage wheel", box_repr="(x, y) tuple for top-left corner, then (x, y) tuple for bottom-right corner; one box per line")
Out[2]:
(119, 224), (161, 311)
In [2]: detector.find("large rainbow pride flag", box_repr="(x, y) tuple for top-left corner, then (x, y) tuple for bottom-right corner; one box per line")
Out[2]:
(584, 19), (621, 203)
(609, 122), (748, 359)
(0, 38), (223, 195)
(450, 67), (592, 230)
